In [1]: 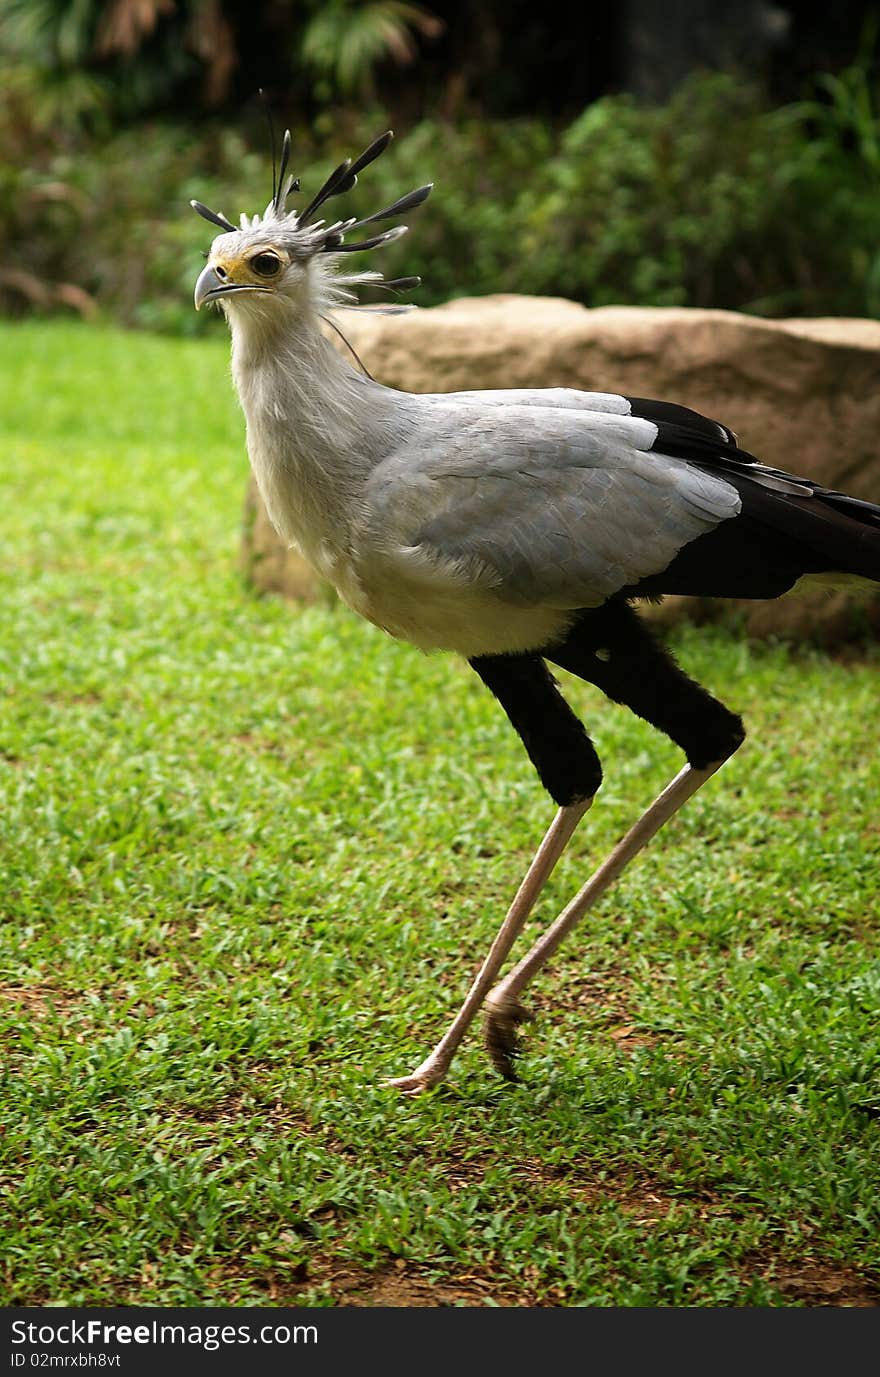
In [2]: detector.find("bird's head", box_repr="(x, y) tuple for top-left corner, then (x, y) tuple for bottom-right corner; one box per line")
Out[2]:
(193, 230), (300, 313)
(192, 129), (431, 324)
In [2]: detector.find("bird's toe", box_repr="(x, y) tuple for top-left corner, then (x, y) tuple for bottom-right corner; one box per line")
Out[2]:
(382, 1052), (451, 1095)
(382, 1072), (433, 1096)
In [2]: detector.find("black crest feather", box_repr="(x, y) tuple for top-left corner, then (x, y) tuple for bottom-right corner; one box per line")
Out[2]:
(299, 130), (395, 226)
(349, 183), (432, 231)
(326, 225), (408, 254)
(344, 130), (395, 181)
(274, 129), (293, 215)
(299, 157), (353, 225)
(190, 200), (236, 233)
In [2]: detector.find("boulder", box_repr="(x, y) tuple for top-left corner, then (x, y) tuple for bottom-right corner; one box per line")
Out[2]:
(241, 297), (880, 643)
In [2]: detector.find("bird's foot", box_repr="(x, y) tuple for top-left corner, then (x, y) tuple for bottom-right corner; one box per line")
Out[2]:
(383, 1051), (451, 1096)
(483, 995), (533, 1081)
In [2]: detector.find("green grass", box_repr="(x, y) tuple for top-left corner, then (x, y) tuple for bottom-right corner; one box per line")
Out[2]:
(1, 320), (878, 1308)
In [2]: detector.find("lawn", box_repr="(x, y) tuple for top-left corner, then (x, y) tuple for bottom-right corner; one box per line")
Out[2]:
(1, 321), (878, 1308)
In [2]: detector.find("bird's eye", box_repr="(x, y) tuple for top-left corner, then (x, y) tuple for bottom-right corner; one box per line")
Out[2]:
(250, 252), (281, 278)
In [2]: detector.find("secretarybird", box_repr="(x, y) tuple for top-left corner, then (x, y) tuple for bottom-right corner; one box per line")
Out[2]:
(192, 131), (880, 1095)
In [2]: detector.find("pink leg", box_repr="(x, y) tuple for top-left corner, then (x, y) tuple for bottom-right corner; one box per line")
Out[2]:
(385, 797), (592, 1095)
(484, 760), (727, 1077)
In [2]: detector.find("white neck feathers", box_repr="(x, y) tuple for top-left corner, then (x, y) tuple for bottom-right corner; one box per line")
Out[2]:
(224, 285), (416, 568)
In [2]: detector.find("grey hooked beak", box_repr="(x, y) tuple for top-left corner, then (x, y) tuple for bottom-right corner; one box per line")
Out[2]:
(194, 263), (271, 310)
(194, 263), (226, 310)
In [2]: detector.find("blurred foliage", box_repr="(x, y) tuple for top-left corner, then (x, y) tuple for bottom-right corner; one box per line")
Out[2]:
(0, 0), (212, 120)
(0, 0), (445, 119)
(2, 70), (880, 330)
(512, 74), (880, 317)
(300, 1), (443, 101)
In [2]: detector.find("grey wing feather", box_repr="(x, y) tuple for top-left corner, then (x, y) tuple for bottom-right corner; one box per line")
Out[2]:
(363, 404), (741, 608)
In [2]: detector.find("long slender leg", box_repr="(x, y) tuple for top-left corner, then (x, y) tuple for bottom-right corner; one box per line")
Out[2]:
(484, 602), (746, 1076)
(385, 654), (601, 1095)
(484, 760), (726, 1075)
(385, 798), (590, 1094)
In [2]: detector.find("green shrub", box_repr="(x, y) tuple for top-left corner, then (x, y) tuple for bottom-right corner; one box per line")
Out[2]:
(508, 75), (880, 317)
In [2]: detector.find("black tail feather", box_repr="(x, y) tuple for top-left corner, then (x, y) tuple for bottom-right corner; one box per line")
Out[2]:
(731, 476), (880, 584)
(629, 479), (880, 602)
